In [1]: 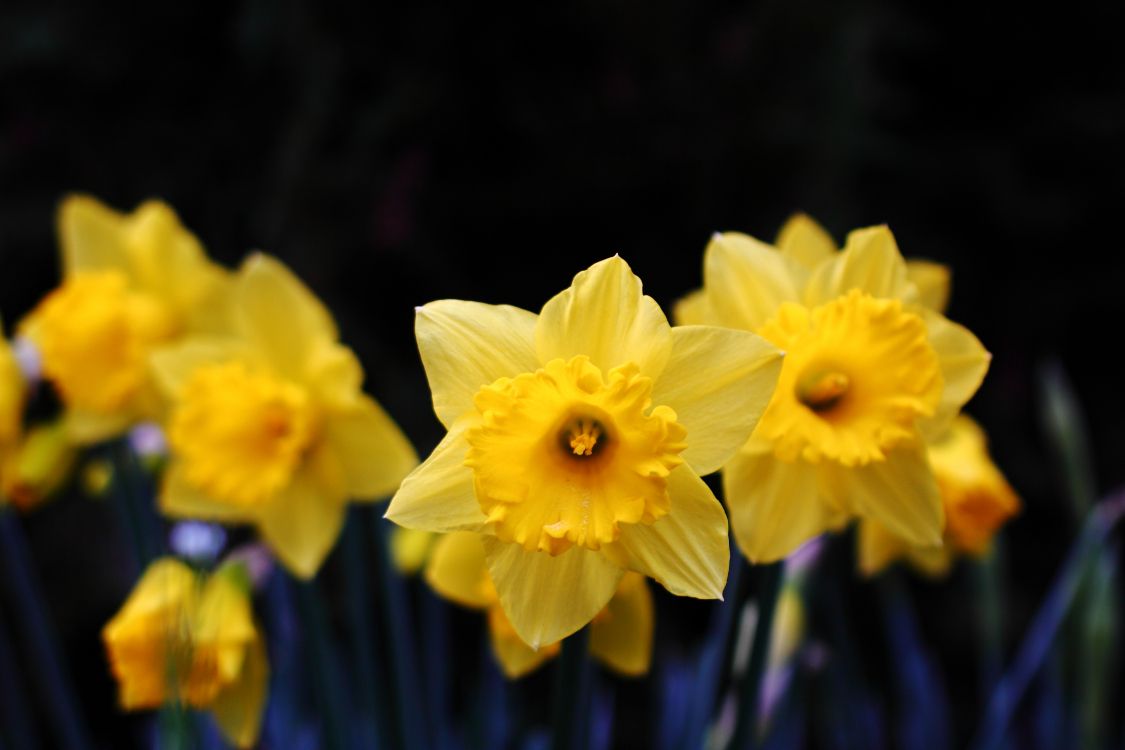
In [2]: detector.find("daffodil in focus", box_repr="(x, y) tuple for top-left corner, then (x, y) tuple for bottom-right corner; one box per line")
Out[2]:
(677, 215), (990, 562)
(387, 256), (783, 648)
(20, 196), (231, 443)
(152, 254), (418, 578)
(858, 415), (1020, 576)
(427, 531), (653, 678)
(102, 558), (268, 748)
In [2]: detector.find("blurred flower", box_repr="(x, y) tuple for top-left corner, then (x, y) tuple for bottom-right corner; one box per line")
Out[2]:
(152, 255), (418, 579)
(387, 257), (782, 648)
(169, 521), (228, 564)
(426, 531), (653, 678)
(0, 328), (25, 455)
(677, 215), (990, 563)
(19, 196), (232, 444)
(129, 422), (168, 459)
(390, 527), (437, 575)
(102, 558), (268, 748)
(1, 420), (78, 512)
(858, 415), (1021, 577)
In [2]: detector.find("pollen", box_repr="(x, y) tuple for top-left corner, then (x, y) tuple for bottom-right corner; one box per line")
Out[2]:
(168, 362), (316, 507)
(797, 371), (850, 413)
(465, 356), (687, 555)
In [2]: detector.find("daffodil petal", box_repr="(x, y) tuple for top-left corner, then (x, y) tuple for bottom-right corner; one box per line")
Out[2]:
(210, 635), (269, 749)
(652, 326), (783, 476)
(856, 519), (908, 577)
(150, 338), (250, 397)
(385, 418), (486, 532)
(672, 289), (711, 326)
(490, 619), (555, 679)
(805, 225), (910, 305)
(615, 465), (728, 599)
(918, 309), (991, 439)
(484, 537), (624, 650)
(325, 396), (417, 500)
(820, 441), (943, 547)
(425, 531), (492, 609)
(589, 574), (653, 676)
(160, 463), (251, 522)
(776, 213), (837, 270)
(535, 256), (672, 378)
(57, 195), (129, 274)
(257, 464), (347, 579)
(415, 300), (539, 428)
(906, 260), (951, 313)
(64, 408), (131, 446)
(723, 451), (846, 563)
(235, 254), (338, 380)
(702, 232), (804, 331)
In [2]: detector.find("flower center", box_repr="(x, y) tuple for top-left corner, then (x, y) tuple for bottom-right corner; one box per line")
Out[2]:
(27, 271), (177, 414)
(754, 290), (943, 466)
(169, 362), (316, 506)
(465, 356), (687, 555)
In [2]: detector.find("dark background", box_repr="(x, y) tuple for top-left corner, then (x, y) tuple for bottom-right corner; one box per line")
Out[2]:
(1, 2), (1123, 747)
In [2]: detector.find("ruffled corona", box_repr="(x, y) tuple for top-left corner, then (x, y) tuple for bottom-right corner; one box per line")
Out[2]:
(465, 355), (687, 555)
(168, 362), (316, 507)
(755, 290), (943, 466)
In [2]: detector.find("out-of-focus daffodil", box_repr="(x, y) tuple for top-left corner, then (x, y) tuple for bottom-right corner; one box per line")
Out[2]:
(858, 415), (1020, 576)
(20, 197), (232, 443)
(387, 257), (782, 648)
(390, 527), (437, 575)
(152, 254), (417, 578)
(426, 531), (653, 678)
(1, 420), (78, 512)
(102, 558), (268, 748)
(677, 214), (990, 563)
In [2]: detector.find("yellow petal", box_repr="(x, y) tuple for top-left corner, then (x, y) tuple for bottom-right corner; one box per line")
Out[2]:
(235, 254), (338, 380)
(150, 338), (251, 397)
(256, 463), (348, 579)
(918, 309), (991, 440)
(424, 531), (492, 609)
(415, 300), (539, 428)
(324, 396), (417, 500)
(702, 233), (803, 331)
(489, 616), (556, 679)
(906, 260), (951, 313)
(589, 573), (653, 676)
(63, 407), (131, 445)
(651, 325), (783, 476)
(385, 417), (486, 532)
(614, 465), (728, 599)
(820, 441), (943, 547)
(856, 519), (908, 577)
(672, 289), (711, 327)
(390, 527), (436, 575)
(535, 256), (672, 379)
(723, 451), (847, 563)
(210, 634), (269, 749)
(905, 544), (954, 578)
(805, 225), (910, 306)
(775, 213), (837, 270)
(483, 537), (623, 649)
(160, 463), (253, 522)
(57, 195), (129, 274)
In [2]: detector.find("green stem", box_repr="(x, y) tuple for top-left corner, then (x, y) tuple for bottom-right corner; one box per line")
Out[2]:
(550, 626), (592, 750)
(730, 561), (784, 750)
(974, 542), (1005, 702)
(292, 575), (349, 750)
(109, 440), (160, 570)
(157, 699), (195, 750)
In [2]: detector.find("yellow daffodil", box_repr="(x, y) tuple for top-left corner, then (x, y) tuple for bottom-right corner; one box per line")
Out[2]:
(20, 196), (232, 443)
(426, 531), (653, 678)
(858, 414), (1020, 576)
(1, 420), (78, 512)
(151, 254), (418, 579)
(0, 328), (27, 504)
(390, 527), (438, 575)
(387, 256), (783, 648)
(102, 558), (268, 748)
(677, 215), (990, 563)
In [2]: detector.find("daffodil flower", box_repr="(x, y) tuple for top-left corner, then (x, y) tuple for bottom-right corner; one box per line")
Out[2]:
(858, 414), (1021, 577)
(426, 531), (654, 678)
(387, 256), (783, 648)
(102, 558), (268, 748)
(20, 196), (232, 443)
(677, 216), (990, 562)
(151, 255), (418, 578)
(0, 327), (27, 504)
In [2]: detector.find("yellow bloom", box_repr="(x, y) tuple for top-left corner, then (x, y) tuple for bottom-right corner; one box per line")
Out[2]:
(858, 415), (1021, 576)
(426, 531), (654, 678)
(0, 328), (28, 506)
(390, 527), (437, 575)
(387, 256), (783, 647)
(152, 254), (418, 579)
(678, 215), (990, 562)
(1, 420), (78, 512)
(102, 559), (268, 748)
(20, 196), (232, 443)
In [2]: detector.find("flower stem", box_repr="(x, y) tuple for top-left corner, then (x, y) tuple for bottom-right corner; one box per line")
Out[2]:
(340, 511), (387, 748)
(0, 595), (39, 750)
(109, 440), (160, 571)
(730, 561), (783, 750)
(550, 626), (592, 750)
(292, 574), (349, 750)
(0, 508), (92, 750)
